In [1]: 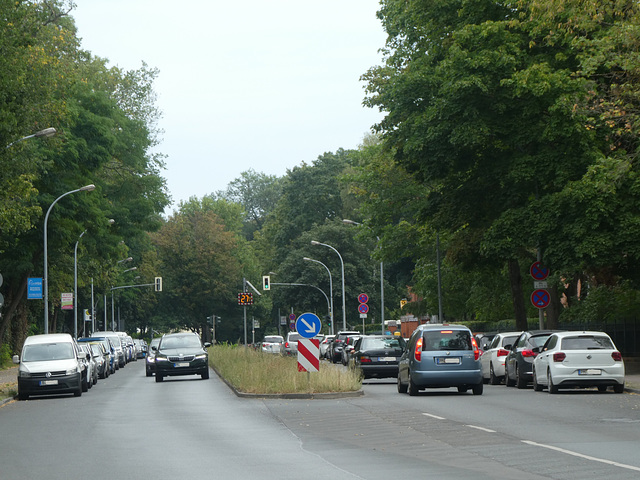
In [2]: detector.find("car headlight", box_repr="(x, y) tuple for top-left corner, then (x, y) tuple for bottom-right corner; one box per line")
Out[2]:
(18, 370), (31, 378)
(66, 368), (77, 375)
(195, 354), (207, 360)
(155, 355), (168, 362)
(146, 357), (155, 363)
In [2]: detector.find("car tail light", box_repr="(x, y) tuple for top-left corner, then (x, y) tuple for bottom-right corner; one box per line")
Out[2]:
(440, 330), (453, 334)
(521, 349), (536, 357)
(471, 337), (480, 361)
(497, 349), (509, 357)
(553, 352), (566, 362)
(262, 343), (267, 348)
(285, 342), (289, 348)
(415, 337), (423, 362)
(612, 351), (623, 361)
(360, 356), (372, 363)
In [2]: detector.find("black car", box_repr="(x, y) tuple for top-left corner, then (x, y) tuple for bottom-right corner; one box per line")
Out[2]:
(350, 335), (406, 379)
(329, 331), (360, 363)
(504, 330), (560, 389)
(153, 333), (211, 382)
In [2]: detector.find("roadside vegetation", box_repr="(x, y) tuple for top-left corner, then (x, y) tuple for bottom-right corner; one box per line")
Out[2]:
(209, 344), (361, 395)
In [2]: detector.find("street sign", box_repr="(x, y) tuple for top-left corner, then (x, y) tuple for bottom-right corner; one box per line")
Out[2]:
(288, 313), (296, 321)
(534, 281), (548, 289)
(237, 292), (253, 305)
(358, 303), (369, 314)
(530, 261), (549, 280)
(531, 289), (550, 309)
(295, 312), (322, 338)
(297, 338), (320, 372)
(61, 292), (73, 310)
(27, 278), (43, 300)
(358, 293), (369, 304)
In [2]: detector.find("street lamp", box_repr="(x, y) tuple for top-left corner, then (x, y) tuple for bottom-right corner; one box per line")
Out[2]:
(343, 219), (385, 335)
(5, 127), (57, 149)
(73, 230), (87, 338)
(303, 257), (334, 335)
(311, 240), (346, 331)
(43, 184), (96, 334)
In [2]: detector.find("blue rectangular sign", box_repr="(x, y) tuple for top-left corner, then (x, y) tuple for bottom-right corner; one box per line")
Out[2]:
(27, 277), (43, 300)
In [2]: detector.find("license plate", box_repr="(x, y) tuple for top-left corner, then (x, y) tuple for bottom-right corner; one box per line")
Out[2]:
(378, 357), (396, 362)
(174, 362), (190, 367)
(578, 369), (601, 375)
(436, 357), (460, 365)
(39, 380), (58, 386)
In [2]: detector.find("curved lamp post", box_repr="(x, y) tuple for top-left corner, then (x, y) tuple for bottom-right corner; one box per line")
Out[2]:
(5, 127), (57, 149)
(73, 230), (87, 338)
(343, 219), (385, 335)
(303, 257), (334, 335)
(44, 184), (96, 333)
(311, 240), (346, 331)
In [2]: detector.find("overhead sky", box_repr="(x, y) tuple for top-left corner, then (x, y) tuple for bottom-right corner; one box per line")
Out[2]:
(71, 1), (387, 212)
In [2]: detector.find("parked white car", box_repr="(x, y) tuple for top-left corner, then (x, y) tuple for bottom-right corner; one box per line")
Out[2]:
(532, 331), (625, 393)
(481, 331), (522, 384)
(261, 335), (284, 354)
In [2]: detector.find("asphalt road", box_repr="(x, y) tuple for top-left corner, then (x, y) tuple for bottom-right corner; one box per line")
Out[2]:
(1, 363), (639, 479)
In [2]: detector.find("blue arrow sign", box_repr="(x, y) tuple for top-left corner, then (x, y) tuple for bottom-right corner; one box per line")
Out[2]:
(295, 312), (322, 339)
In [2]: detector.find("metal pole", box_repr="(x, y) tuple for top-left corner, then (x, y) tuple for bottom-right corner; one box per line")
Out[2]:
(311, 241), (346, 331)
(91, 278), (95, 334)
(380, 259), (385, 334)
(436, 233), (443, 322)
(243, 277), (247, 346)
(73, 230), (86, 339)
(43, 185), (94, 334)
(104, 294), (107, 331)
(111, 290), (115, 330)
(537, 248), (544, 329)
(303, 257), (334, 335)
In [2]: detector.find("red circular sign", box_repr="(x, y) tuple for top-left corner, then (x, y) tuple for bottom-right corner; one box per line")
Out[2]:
(530, 261), (549, 280)
(358, 293), (369, 304)
(531, 289), (550, 309)
(358, 303), (369, 314)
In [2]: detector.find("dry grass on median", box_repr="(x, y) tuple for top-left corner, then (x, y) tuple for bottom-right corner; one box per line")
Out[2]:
(209, 344), (362, 395)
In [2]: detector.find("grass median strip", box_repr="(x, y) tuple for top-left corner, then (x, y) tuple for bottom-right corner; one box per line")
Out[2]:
(209, 344), (362, 395)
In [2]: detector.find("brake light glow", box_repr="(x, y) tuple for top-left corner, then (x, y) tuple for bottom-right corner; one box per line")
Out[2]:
(415, 337), (423, 362)
(553, 352), (566, 362)
(497, 349), (509, 357)
(521, 349), (536, 357)
(360, 357), (372, 363)
(612, 351), (623, 361)
(471, 337), (480, 361)
(440, 330), (453, 334)
(285, 342), (289, 348)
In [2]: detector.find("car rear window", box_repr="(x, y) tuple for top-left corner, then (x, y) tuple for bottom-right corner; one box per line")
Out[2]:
(422, 330), (472, 351)
(264, 336), (283, 343)
(561, 335), (614, 350)
(362, 337), (405, 350)
(287, 333), (301, 342)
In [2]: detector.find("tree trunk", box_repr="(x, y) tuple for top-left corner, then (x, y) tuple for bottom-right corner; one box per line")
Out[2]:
(508, 259), (528, 330)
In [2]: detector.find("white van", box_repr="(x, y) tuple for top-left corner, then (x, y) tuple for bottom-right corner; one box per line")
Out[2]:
(13, 333), (88, 400)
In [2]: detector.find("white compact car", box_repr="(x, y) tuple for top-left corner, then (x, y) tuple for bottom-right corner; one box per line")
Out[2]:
(532, 331), (625, 393)
(480, 331), (522, 385)
(261, 335), (284, 354)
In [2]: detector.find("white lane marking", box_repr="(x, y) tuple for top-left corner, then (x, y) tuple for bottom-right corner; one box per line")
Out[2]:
(422, 413), (446, 420)
(465, 425), (496, 433)
(522, 440), (640, 473)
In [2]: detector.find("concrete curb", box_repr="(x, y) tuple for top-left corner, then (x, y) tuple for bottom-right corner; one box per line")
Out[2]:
(211, 366), (364, 400)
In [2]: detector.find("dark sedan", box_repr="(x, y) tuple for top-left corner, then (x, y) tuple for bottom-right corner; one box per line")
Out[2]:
(153, 333), (211, 382)
(505, 330), (560, 388)
(350, 335), (406, 379)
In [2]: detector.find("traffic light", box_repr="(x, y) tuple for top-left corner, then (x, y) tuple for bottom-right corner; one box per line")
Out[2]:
(262, 275), (270, 291)
(154, 276), (163, 292)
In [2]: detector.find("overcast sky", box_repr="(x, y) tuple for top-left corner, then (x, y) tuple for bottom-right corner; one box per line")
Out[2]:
(72, 1), (387, 212)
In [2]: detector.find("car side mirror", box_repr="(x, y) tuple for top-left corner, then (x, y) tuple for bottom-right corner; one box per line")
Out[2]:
(12, 355), (19, 364)
(151, 346), (157, 351)
(204, 342), (212, 348)
(532, 346), (541, 353)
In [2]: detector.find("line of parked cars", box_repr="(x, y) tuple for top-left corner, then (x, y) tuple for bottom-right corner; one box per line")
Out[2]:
(12, 331), (147, 400)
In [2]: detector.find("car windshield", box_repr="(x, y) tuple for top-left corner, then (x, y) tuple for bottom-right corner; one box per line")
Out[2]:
(160, 335), (202, 349)
(423, 330), (472, 351)
(287, 333), (301, 342)
(561, 335), (614, 350)
(362, 337), (404, 350)
(90, 344), (102, 355)
(22, 342), (74, 362)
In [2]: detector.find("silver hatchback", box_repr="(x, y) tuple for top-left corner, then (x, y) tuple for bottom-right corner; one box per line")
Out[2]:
(398, 324), (483, 395)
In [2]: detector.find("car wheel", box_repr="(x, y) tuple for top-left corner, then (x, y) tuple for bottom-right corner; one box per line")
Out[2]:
(201, 368), (210, 380)
(547, 370), (558, 394)
(489, 363), (500, 385)
(614, 382), (625, 393)
(146, 368), (152, 377)
(81, 374), (89, 392)
(597, 385), (607, 392)
(408, 379), (419, 396)
(155, 374), (164, 383)
(515, 366), (526, 389)
(472, 382), (483, 395)
(533, 368), (543, 392)
(457, 386), (468, 393)
(505, 367), (516, 387)
(18, 390), (28, 401)
(397, 375), (408, 394)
